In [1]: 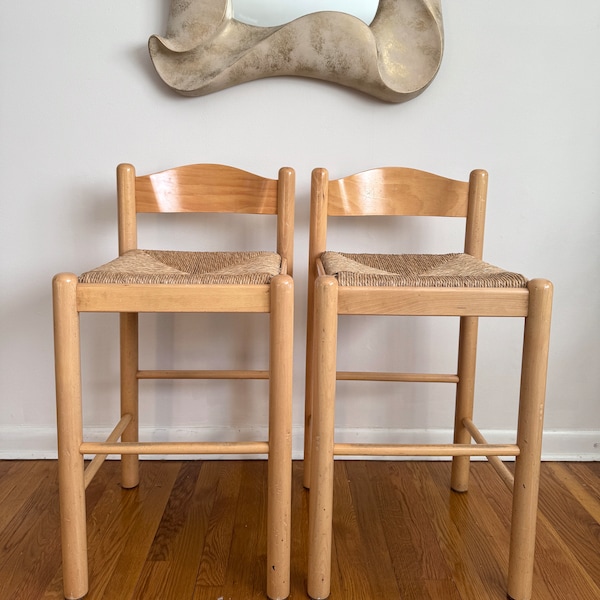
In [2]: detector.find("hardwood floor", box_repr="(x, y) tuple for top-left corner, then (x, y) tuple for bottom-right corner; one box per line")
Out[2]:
(0, 460), (598, 599)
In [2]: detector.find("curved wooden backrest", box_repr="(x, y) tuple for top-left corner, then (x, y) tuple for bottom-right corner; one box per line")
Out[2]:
(134, 163), (280, 214)
(310, 166), (488, 267)
(116, 163), (295, 274)
(327, 167), (472, 217)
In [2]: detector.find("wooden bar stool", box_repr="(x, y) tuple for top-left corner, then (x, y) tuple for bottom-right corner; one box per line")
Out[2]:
(53, 163), (295, 600)
(304, 166), (552, 600)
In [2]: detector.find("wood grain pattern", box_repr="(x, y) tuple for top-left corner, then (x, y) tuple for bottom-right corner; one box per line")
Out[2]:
(327, 167), (471, 217)
(135, 164), (279, 215)
(1, 460), (599, 600)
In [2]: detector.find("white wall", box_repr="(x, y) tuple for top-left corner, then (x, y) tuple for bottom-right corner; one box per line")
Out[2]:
(1, 1), (599, 459)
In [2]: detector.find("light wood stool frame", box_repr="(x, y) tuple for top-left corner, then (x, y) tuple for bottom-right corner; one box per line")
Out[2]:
(304, 167), (553, 600)
(53, 163), (295, 600)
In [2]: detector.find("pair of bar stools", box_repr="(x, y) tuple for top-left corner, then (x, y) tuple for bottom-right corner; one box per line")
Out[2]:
(53, 163), (552, 600)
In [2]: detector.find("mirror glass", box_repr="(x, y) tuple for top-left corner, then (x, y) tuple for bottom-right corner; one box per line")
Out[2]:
(233, 0), (379, 27)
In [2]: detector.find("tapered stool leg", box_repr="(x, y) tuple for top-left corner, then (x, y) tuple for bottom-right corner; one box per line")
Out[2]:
(267, 275), (294, 600)
(307, 276), (338, 600)
(120, 312), (139, 489)
(451, 316), (479, 492)
(53, 274), (88, 600)
(303, 285), (316, 489)
(508, 279), (553, 600)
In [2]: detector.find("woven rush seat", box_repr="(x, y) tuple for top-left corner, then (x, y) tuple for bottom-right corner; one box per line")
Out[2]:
(321, 251), (528, 288)
(79, 249), (282, 285)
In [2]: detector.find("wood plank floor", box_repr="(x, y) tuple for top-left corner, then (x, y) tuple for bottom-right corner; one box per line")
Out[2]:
(0, 460), (599, 599)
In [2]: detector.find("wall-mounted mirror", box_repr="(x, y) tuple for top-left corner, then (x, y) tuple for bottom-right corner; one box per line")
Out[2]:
(148, 0), (444, 102)
(232, 0), (378, 27)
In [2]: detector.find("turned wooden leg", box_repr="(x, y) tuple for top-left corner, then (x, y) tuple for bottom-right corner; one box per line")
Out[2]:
(451, 316), (479, 492)
(508, 279), (553, 600)
(120, 312), (139, 489)
(307, 276), (338, 600)
(267, 275), (294, 600)
(53, 273), (88, 600)
(303, 277), (316, 489)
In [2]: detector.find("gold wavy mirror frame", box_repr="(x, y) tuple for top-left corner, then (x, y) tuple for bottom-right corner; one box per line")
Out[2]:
(148, 0), (444, 102)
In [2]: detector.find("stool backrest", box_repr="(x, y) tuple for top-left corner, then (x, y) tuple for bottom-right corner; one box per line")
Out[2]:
(310, 167), (488, 267)
(117, 163), (295, 273)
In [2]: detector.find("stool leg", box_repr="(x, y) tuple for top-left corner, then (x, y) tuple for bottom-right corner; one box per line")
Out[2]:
(53, 274), (88, 600)
(451, 316), (479, 492)
(303, 281), (316, 489)
(508, 279), (553, 600)
(120, 312), (139, 489)
(267, 275), (294, 600)
(307, 276), (338, 600)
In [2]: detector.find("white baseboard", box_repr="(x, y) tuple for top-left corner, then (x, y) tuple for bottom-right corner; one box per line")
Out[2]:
(0, 426), (598, 461)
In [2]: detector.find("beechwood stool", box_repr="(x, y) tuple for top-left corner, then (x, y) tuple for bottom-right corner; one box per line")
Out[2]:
(304, 166), (553, 600)
(53, 163), (295, 600)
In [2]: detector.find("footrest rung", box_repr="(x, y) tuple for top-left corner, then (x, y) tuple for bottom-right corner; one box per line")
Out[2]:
(463, 418), (515, 490)
(334, 442), (519, 457)
(80, 440), (269, 455)
(83, 413), (133, 488)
